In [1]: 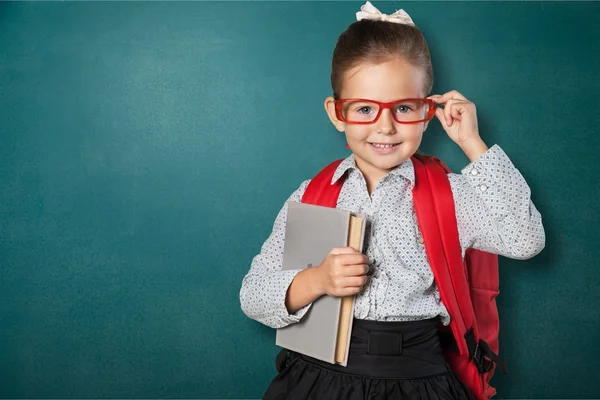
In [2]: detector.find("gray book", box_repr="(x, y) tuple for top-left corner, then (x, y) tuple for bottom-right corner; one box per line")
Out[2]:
(275, 201), (366, 367)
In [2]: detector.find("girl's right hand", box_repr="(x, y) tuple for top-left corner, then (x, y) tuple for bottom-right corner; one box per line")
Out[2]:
(315, 247), (370, 297)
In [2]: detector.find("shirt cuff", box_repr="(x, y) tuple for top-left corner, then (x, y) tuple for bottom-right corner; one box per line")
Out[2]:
(274, 269), (313, 326)
(460, 144), (510, 194)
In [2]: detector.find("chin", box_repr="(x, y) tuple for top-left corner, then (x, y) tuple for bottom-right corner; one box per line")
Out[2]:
(363, 156), (402, 171)
(380, 158), (407, 170)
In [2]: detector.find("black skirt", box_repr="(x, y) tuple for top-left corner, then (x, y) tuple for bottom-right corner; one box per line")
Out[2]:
(263, 318), (474, 400)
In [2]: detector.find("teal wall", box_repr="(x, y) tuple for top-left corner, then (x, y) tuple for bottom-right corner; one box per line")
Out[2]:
(1, 1), (598, 398)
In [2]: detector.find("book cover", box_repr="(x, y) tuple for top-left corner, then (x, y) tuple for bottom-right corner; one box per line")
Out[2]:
(275, 201), (366, 366)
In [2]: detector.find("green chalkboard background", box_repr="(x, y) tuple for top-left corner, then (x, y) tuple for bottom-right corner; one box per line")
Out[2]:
(1, 1), (599, 398)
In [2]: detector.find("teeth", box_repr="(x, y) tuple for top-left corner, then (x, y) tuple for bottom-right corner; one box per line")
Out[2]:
(371, 143), (396, 148)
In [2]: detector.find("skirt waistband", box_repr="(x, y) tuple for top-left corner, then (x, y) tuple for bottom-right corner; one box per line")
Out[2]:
(296, 318), (449, 379)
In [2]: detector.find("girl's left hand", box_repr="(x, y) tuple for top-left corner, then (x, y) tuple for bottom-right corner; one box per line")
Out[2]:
(427, 90), (481, 149)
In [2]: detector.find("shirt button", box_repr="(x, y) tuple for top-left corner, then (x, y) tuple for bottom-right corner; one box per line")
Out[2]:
(470, 168), (479, 176)
(479, 184), (488, 192)
(418, 237), (424, 245)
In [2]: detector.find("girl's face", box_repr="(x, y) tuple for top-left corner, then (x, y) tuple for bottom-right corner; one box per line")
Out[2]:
(325, 57), (429, 183)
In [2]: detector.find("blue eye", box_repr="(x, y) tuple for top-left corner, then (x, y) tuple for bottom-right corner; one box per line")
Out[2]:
(395, 105), (412, 113)
(342, 101), (379, 121)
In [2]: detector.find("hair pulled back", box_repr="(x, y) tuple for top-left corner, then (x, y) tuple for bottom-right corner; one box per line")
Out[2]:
(331, 19), (433, 99)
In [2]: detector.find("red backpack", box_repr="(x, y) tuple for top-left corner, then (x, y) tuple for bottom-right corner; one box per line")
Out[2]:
(300, 154), (507, 400)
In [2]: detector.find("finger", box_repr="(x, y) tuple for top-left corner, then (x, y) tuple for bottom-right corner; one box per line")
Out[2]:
(435, 107), (448, 128)
(338, 254), (369, 266)
(427, 94), (448, 106)
(330, 246), (360, 255)
(444, 101), (453, 127)
(451, 103), (465, 122)
(333, 286), (363, 297)
(429, 91), (467, 105)
(444, 99), (469, 124)
(341, 275), (368, 288)
(441, 90), (467, 103)
(342, 264), (369, 277)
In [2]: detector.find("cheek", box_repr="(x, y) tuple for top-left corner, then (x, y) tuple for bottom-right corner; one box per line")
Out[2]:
(345, 125), (371, 141)
(401, 125), (426, 141)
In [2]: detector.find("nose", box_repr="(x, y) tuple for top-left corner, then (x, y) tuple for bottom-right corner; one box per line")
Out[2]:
(375, 108), (396, 135)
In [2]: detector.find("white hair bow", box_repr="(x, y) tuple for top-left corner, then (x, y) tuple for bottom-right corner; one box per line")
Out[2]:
(356, 1), (415, 26)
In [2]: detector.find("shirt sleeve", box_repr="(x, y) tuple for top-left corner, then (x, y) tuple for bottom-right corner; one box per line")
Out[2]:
(448, 144), (546, 259)
(239, 179), (313, 329)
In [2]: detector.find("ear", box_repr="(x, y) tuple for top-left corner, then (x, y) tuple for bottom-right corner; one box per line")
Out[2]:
(324, 96), (345, 132)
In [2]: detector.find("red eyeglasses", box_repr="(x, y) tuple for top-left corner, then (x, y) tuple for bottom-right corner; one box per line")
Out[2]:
(334, 98), (436, 124)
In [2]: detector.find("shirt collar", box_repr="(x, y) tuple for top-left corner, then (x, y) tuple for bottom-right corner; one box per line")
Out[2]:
(330, 153), (416, 188)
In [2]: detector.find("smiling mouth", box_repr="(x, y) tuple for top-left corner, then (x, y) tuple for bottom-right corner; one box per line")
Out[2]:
(369, 142), (401, 148)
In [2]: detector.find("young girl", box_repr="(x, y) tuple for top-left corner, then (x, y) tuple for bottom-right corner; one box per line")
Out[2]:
(240, 2), (546, 399)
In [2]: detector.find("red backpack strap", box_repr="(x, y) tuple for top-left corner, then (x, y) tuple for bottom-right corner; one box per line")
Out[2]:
(411, 155), (471, 356)
(412, 155), (507, 397)
(421, 156), (477, 330)
(301, 159), (345, 207)
(418, 157), (506, 370)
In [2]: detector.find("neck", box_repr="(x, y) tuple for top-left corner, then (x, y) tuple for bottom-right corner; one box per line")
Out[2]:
(354, 157), (389, 196)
